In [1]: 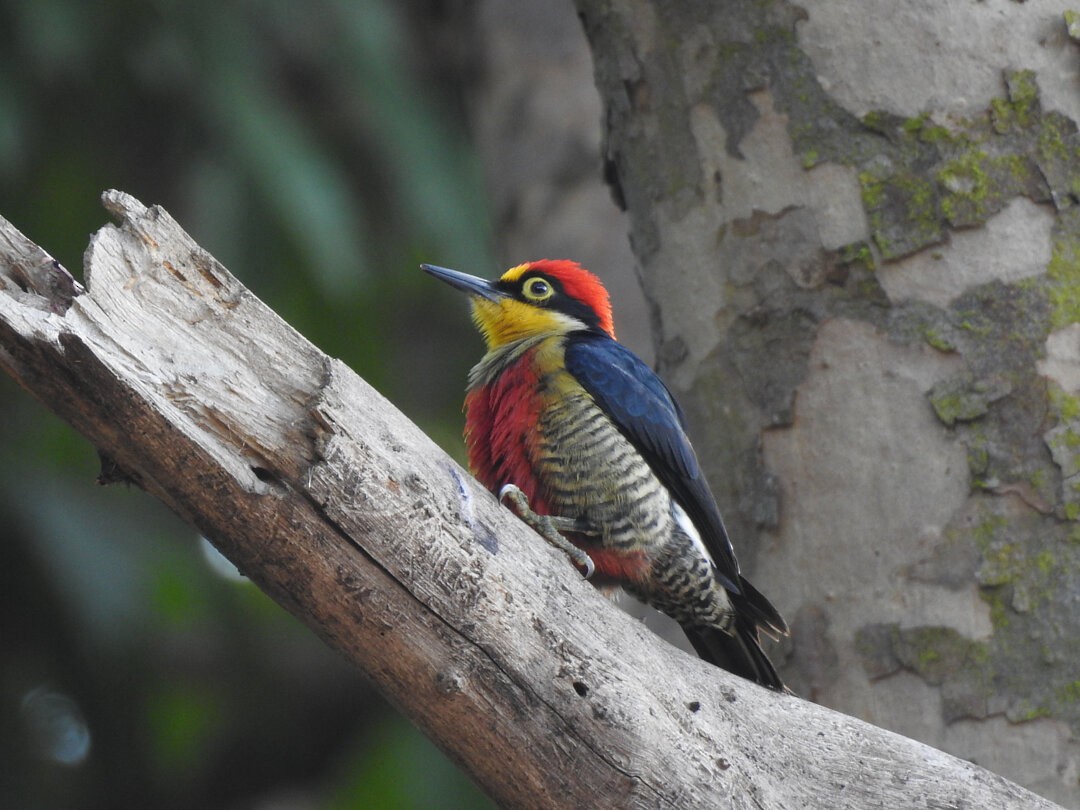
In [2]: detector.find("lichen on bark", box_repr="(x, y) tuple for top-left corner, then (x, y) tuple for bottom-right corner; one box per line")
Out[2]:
(715, 27), (1080, 733)
(832, 70), (1080, 734)
(856, 494), (1080, 728)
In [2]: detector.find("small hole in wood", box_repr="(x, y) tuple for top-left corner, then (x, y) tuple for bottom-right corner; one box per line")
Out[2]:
(251, 466), (278, 484)
(687, 700), (701, 713)
(572, 681), (589, 697)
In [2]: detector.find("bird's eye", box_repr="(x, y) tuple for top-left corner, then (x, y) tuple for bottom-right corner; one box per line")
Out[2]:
(521, 277), (554, 302)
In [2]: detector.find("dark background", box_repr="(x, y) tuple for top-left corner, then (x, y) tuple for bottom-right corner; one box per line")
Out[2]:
(1, 1), (500, 807)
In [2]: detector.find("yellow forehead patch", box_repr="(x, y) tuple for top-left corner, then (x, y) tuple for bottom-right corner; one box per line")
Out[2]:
(499, 263), (531, 284)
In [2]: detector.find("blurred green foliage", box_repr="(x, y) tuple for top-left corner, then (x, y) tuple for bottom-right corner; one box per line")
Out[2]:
(0, 0), (495, 807)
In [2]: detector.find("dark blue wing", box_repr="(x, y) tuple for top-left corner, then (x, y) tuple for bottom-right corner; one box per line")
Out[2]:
(563, 333), (742, 591)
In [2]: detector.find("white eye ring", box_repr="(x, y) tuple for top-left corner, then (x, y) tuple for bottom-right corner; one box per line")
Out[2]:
(523, 277), (552, 301)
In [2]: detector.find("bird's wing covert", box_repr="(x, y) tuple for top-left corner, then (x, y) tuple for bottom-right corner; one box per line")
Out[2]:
(563, 334), (742, 589)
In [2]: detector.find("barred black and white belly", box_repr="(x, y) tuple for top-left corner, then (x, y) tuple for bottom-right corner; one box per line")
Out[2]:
(535, 389), (666, 544)
(534, 386), (734, 631)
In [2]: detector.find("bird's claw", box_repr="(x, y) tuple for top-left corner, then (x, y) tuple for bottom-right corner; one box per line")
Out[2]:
(499, 484), (596, 579)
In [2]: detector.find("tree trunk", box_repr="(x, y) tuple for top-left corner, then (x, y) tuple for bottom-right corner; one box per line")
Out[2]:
(576, 0), (1080, 804)
(0, 191), (1062, 807)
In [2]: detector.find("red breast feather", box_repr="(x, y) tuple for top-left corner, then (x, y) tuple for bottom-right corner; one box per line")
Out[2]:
(464, 347), (549, 512)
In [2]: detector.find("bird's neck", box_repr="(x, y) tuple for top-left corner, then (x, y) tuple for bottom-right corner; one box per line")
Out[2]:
(468, 333), (561, 390)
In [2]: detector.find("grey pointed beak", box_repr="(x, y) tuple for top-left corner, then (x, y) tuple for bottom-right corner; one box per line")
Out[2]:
(421, 264), (506, 302)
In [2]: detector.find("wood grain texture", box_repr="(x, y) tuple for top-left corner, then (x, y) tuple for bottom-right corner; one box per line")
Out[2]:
(0, 192), (1060, 809)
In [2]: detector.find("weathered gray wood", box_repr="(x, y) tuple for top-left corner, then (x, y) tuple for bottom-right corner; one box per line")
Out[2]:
(0, 192), (1060, 808)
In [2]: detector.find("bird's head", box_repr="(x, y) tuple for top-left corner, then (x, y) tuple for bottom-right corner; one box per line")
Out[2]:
(422, 259), (615, 349)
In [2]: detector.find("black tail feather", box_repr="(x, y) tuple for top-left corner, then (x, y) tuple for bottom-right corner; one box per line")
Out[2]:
(736, 575), (788, 640)
(684, 617), (785, 691)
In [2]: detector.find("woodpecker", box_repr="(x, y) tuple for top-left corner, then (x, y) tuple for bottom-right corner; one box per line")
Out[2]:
(423, 259), (788, 689)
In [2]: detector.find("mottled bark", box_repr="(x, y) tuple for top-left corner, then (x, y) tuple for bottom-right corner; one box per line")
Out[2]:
(575, 0), (1080, 804)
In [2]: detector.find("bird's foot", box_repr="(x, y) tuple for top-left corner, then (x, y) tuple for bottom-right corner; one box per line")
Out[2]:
(499, 484), (596, 579)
